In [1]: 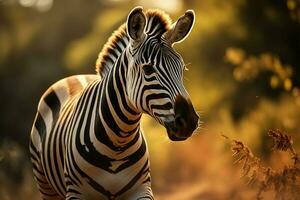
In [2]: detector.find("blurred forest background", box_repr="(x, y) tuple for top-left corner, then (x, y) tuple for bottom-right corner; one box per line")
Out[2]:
(1, 0), (300, 199)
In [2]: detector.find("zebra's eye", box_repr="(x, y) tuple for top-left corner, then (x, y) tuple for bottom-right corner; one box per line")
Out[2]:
(143, 64), (155, 75)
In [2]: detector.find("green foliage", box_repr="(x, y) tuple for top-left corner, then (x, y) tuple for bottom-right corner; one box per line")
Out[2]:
(225, 48), (294, 91)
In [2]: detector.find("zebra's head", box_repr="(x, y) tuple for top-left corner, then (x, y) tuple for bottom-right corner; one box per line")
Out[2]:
(126, 7), (199, 141)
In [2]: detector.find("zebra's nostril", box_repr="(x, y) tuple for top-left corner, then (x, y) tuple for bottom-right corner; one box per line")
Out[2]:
(175, 115), (186, 129)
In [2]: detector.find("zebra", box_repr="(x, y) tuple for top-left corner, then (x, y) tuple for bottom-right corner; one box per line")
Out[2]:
(29, 7), (199, 200)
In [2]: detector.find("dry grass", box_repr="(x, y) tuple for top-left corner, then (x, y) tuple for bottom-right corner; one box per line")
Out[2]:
(223, 129), (300, 200)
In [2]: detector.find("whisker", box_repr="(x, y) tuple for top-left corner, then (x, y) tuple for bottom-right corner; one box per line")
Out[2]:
(197, 125), (209, 131)
(196, 110), (205, 115)
(184, 62), (192, 71)
(194, 128), (209, 135)
(184, 76), (190, 82)
(193, 120), (206, 135)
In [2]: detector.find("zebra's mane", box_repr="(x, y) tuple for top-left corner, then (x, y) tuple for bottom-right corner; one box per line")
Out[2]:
(95, 9), (172, 77)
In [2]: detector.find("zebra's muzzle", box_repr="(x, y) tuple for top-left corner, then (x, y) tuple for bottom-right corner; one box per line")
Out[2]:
(164, 95), (199, 141)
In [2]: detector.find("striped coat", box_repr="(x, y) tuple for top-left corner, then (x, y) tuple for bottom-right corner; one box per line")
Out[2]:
(30, 7), (198, 200)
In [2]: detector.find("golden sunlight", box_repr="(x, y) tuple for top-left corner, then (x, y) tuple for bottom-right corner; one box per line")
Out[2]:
(137, 0), (183, 13)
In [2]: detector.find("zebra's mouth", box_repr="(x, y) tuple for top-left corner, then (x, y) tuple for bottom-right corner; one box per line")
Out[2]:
(167, 129), (189, 141)
(164, 119), (191, 141)
(162, 95), (199, 141)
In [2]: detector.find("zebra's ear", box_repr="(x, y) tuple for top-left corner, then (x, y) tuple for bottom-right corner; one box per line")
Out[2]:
(164, 10), (195, 45)
(127, 6), (146, 41)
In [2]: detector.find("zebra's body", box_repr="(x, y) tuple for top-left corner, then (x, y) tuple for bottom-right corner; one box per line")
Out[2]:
(30, 74), (151, 199)
(30, 7), (198, 200)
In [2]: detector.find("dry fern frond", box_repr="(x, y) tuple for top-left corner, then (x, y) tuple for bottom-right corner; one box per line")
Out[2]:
(223, 129), (300, 200)
(268, 129), (300, 166)
(268, 129), (293, 151)
(222, 135), (264, 187)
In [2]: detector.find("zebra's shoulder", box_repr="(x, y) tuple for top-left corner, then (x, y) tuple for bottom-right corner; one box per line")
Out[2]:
(30, 74), (100, 150)
(37, 74), (100, 113)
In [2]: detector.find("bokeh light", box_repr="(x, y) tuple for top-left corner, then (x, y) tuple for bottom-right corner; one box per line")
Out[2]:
(18, 0), (53, 11)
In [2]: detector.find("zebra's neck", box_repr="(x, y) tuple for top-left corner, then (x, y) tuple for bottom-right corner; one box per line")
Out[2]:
(95, 50), (142, 148)
(96, 24), (129, 77)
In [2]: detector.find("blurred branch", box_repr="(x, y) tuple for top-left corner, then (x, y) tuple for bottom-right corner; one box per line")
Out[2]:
(286, 0), (300, 23)
(225, 48), (300, 105)
(225, 48), (293, 90)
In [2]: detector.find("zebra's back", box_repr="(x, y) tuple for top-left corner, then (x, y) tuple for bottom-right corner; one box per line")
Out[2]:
(29, 74), (100, 199)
